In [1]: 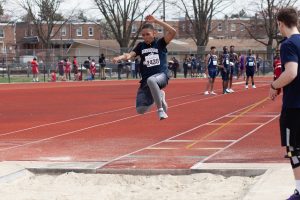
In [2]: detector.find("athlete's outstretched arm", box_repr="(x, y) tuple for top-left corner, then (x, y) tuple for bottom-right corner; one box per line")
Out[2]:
(145, 15), (176, 44)
(112, 52), (136, 63)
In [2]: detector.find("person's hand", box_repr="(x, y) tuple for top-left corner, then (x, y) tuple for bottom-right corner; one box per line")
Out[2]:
(269, 87), (278, 101)
(112, 56), (121, 64)
(145, 15), (157, 23)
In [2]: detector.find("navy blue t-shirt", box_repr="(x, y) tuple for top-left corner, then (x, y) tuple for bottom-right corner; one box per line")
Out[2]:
(133, 38), (168, 83)
(222, 53), (230, 69)
(208, 54), (218, 70)
(246, 55), (256, 70)
(280, 34), (300, 109)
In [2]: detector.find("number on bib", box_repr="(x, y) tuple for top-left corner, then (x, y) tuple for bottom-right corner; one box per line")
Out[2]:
(145, 54), (160, 68)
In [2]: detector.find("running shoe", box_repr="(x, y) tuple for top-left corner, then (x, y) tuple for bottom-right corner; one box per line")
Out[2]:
(210, 91), (217, 95)
(252, 85), (256, 89)
(225, 89), (232, 93)
(158, 108), (168, 120)
(161, 90), (168, 112)
(204, 91), (209, 95)
(287, 190), (300, 200)
(245, 85), (249, 89)
(229, 88), (235, 93)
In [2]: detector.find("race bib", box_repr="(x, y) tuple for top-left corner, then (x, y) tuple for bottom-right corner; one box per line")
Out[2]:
(226, 60), (229, 65)
(248, 62), (254, 67)
(145, 54), (160, 68)
(213, 60), (217, 66)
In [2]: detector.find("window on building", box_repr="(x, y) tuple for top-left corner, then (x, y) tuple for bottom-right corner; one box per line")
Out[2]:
(182, 24), (185, 31)
(88, 27), (94, 36)
(189, 23), (193, 32)
(0, 28), (4, 38)
(241, 24), (245, 31)
(157, 26), (163, 33)
(131, 24), (137, 33)
(231, 24), (236, 31)
(76, 27), (82, 36)
(61, 26), (67, 36)
(217, 23), (222, 31)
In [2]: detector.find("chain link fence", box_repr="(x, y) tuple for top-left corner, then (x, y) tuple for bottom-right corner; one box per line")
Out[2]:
(0, 46), (276, 83)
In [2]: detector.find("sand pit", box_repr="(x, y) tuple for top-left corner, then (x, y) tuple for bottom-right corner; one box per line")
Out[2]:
(0, 171), (259, 200)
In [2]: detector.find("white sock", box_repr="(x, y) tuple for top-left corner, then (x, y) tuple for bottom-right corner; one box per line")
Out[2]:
(296, 180), (300, 192)
(158, 108), (164, 112)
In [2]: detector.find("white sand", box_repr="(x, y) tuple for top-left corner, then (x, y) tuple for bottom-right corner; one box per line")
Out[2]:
(0, 171), (259, 200)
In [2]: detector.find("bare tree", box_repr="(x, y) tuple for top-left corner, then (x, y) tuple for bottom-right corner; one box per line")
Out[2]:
(244, 0), (297, 59)
(93, 0), (160, 53)
(18, 0), (73, 49)
(171, 0), (233, 56)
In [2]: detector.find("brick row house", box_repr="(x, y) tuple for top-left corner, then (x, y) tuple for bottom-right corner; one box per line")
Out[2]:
(0, 16), (273, 64)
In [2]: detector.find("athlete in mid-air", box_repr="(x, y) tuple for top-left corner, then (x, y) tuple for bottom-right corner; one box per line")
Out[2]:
(113, 15), (176, 120)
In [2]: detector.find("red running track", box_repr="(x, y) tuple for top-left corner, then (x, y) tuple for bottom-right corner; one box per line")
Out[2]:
(0, 78), (287, 169)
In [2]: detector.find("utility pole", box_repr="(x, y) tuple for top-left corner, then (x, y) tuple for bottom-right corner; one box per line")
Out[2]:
(163, 0), (165, 22)
(163, 0), (166, 34)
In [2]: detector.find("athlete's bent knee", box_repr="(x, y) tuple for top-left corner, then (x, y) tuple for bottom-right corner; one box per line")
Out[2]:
(136, 106), (149, 114)
(287, 147), (300, 169)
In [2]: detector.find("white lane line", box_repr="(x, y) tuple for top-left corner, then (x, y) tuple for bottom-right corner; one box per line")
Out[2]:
(0, 82), (268, 138)
(146, 147), (178, 150)
(99, 100), (270, 168)
(228, 114), (279, 118)
(193, 148), (223, 150)
(0, 106), (134, 137)
(0, 85), (269, 152)
(190, 115), (279, 169)
(207, 123), (264, 126)
(0, 85), (249, 138)
(164, 139), (236, 143)
(0, 91), (214, 137)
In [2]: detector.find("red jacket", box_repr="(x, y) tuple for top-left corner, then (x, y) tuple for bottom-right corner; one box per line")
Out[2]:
(273, 58), (282, 79)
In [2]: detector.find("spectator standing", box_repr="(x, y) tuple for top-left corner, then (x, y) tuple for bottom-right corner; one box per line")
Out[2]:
(130, 59), (136, 79)
(73, 56), (79, 81)
(183, 55), (189, 78)
(56, 60), (65, 81)
(31, 57), (39, 82)
(90, 59), (97, 80)
(269, 8), (300, 200)
(64, 58), (72, 80)
(172, 57), (179, 78)
(99, 54), (106, 80)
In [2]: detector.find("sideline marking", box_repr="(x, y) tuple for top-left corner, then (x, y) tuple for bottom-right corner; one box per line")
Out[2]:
(186, 97), (268, 149)
(191, 115), (279, 169)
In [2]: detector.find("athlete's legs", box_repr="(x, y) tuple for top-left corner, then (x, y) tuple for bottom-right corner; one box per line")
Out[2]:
(147, 73), (168, 110)
(210, 78), (215, 92)
(251, 76), (255, 85)
(205, 78), (211, 92)
(246, 76), (249, 86)
(136, 86), (154, 114)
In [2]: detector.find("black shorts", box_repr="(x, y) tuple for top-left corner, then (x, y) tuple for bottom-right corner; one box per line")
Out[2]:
(280, 108), (300, 147)
(246, 69), (254, 77)
(221, 68), (230, 81)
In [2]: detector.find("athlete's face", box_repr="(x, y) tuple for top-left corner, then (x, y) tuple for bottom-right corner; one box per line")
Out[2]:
(211, 48), (216, 54)
(141, 28), (156, 44)
(230, 47), (234, 52)
(223, 47), (228, 53)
